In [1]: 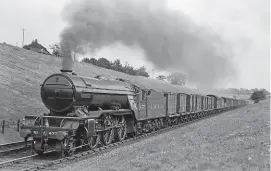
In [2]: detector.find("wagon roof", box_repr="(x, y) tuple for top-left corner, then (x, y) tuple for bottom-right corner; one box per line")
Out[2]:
(123, 76), (199, 94)
(206, 94), (220, 98)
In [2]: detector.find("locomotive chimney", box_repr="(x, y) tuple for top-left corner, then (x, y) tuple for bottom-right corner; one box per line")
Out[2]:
(60, 69), (73, 73)
(60, 69), (77, 75)
(60, 43), (74, 73)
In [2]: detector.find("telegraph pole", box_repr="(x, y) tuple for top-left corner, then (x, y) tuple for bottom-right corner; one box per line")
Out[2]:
(22, 28), (25, 47)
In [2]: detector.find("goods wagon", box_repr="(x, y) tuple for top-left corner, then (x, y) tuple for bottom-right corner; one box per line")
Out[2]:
(19, 70), (247, 157)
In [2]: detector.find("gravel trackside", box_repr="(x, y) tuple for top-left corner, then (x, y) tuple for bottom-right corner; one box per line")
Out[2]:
(52, 100), (270, 171)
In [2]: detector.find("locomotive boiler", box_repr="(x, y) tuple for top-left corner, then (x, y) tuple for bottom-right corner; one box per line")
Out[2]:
(41, 70), (135, 115)
(20, 70), (138, 156)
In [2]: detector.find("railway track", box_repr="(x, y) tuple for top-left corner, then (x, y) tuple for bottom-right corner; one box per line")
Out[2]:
(0, 139), (33, 165)
(0, 140), (32, 156)
(0, 107), (243, 171)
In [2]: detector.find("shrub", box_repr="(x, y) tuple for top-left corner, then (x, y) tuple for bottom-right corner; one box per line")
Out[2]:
(250, 90), (267, 103)
(82, 57), (150, 77)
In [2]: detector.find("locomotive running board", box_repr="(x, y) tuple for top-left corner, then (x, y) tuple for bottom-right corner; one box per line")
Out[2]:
(87, 109), (133, 118)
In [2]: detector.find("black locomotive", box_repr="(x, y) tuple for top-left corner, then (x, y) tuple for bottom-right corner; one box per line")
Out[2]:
(20, 70), (247, 156)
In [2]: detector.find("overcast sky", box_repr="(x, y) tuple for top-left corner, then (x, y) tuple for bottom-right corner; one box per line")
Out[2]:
(0, 0), (269, 90)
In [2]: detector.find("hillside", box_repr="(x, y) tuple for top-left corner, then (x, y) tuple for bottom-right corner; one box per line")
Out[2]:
(0, 43), (197, 121)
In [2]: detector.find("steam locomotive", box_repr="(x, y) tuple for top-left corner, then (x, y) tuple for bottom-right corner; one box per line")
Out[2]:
(20, 70), (247, 156)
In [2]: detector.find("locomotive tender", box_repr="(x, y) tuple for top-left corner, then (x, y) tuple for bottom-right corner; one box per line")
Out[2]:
(20, 70), (247, 156)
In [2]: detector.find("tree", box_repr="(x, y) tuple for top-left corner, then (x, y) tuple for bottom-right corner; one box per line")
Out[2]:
(97, 57), (111, 69)
(123, 62), (136, 75)
(82, 58), (98, 66)
(111, 59), (123, 72)
(167, 72), (187, 86)
(23, 39), (51, 55)
(49, 44), (62, 57)
(261, 89), (270, 97)
(136, 66), (149, 77)
(250, 90), (267, 103)
(89, 58), (98, 65)
(82, 58), (91, 63)
(81, 57), (150, 77)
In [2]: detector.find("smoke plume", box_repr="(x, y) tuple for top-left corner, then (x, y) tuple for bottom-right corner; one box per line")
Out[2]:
(60, 0), (236, 88)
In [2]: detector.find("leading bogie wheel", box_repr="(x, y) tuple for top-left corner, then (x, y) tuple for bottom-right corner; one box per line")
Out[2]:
(63, 138), (76, 157)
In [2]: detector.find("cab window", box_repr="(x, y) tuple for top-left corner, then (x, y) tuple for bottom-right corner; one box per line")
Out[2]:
(141, 90), (146, 100)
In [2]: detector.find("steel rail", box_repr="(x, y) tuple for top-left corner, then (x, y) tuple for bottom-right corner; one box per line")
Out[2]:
(19, 106), (243, 171)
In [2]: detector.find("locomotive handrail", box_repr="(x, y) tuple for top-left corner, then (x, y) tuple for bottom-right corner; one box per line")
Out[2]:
(44, 83), (70, 86)
(41, 116), (89, 120)
(78, 87), (135, 93)
(75, 84), (134, 91)
(92, 109), (132, 116)
(77, 88), (136, 95)
(23, 110), (132, 124)
(23, 125), (76, 132)
(24, 115), (39, 119)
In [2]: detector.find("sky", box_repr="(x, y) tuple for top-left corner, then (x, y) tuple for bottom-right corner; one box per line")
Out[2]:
(0, 0), (269, 90)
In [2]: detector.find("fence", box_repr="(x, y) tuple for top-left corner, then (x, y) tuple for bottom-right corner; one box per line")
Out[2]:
(0, 119), (21, 134)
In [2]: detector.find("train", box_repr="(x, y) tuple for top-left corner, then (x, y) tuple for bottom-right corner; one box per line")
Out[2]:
(19, 70), (248, 156)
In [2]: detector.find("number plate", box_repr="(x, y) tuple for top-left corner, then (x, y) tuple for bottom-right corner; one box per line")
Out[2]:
(32, 131), (57, 136)
(48, 132), (57, 136)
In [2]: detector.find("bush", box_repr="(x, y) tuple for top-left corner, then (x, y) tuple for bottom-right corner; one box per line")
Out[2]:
(97, 58), (111, 69)
(49, 44), (62, 57)
(250, 90), (267, 103)
(135, 66), (149, 77)
(82, 57), (150, 77)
